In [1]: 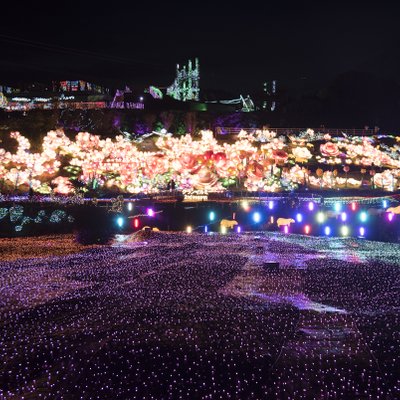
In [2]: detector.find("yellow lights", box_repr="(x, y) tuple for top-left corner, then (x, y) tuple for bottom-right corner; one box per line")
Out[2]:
(186, 226), (192, 233)
(241, 201), (250, 211)
(220, 226), (227, 234)
(316, 212), (325, 223)
(341, 225), (349, 237)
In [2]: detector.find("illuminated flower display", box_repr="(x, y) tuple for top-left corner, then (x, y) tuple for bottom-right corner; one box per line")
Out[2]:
(0, 129), (399, 194)
(292, 146), (313, 162)
(320, 142), (340, 157)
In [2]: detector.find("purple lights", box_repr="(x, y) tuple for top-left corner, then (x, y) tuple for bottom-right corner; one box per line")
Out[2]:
(0, 232), (399, 399)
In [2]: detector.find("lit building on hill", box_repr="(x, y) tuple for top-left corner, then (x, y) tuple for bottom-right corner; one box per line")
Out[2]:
(167, 58), (200, 101)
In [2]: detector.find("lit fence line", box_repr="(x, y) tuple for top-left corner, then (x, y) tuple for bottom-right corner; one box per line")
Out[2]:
(215, 127), (377, 136)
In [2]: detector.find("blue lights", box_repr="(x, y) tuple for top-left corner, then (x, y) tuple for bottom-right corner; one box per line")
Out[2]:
(359, 227), (365, 237)
(209, 211), (215, 221)
(341, 212), (347, 222)
(324, 226), (331, 236)
(268, 200), (274, 210)
(334, 202), (341, 212)
(308, 201), (314, 211)
(360, 211), (367, 222)
(296, 213), (303, 223)
(383, 199), (388, 208)
(253, 212), (261, 223)
(117, 217), (124, 228)
(204, 225), (208, 233)
(237, 226), (241, 233)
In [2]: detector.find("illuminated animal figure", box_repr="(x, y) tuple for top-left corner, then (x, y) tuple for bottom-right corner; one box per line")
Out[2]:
(277, 218), (295, 227)
(142, 226), (160, 231)
(387, 205), (400, 214)
(220, 219), (239, 229)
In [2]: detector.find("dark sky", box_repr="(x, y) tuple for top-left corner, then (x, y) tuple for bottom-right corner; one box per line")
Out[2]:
(1, 1), (399, 95)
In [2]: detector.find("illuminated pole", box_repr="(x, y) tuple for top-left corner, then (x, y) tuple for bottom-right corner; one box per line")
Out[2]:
(195, 58), (200, 101)
(15, 168), (20, 192)
(188, 59), (192, 100)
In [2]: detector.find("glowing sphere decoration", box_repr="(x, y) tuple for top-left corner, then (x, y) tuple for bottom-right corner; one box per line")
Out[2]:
(221, 226), (227, 234)
(284, 225), (289, 234)
(324, 226), (331, 236)
(334, 202), (341, 212)
(308, 201), (314, 211)
(236, 225), (241, 233)
(351, 202), (357, 211)
(304, 225), (311, 235)
(341, 225), (349, 236)
(242, 201), (250, 212)
(268, 200), (274, 210)
(387, 212), (394, 222)
(253, 212), (261, 223)
(360, 211), (368, 222)
(186, 226), (192, 233)
(209, 211), (215, 221)
(147, 208), (154, 217)
(341, 212), (347, 222)
(316, 212), (325, 223)
(359, 226), (365, 237)
(296, 213), (303, 223)
(204, 226), (208, 233)
(383, 199), (388, 208)
(133, 218), (139, 228)
(127, 202), (133, 211)
(117, 217), (124, 228)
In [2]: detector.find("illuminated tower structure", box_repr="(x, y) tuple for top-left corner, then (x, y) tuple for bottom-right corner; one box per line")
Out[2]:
(167, 58), (200, 101)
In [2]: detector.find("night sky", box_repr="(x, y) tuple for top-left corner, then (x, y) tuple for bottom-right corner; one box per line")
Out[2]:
(1, 2), (399, 96)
